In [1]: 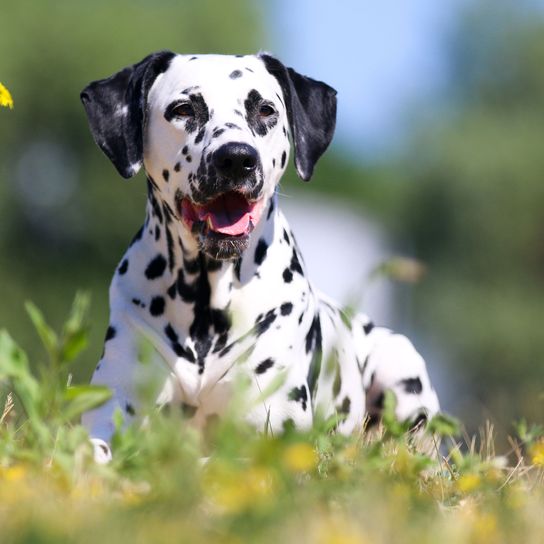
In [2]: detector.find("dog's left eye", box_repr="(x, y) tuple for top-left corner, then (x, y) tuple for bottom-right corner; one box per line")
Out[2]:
(169, 102), (195, 118)
(259, 103), (276, 118)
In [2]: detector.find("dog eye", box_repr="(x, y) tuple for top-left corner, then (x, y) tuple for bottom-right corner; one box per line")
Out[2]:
(171, 102), (195, 118)
(259, 103), (276, 118)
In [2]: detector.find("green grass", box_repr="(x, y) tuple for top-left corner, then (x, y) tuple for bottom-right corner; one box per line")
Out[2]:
(0, 295), (543, 544)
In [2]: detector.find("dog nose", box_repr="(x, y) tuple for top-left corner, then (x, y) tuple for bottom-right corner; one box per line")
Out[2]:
(213, 143), (258, 179)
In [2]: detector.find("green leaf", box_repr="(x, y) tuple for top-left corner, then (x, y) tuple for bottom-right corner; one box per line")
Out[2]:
(60, 329), (89, 364)
(62, 385), (112, 422)
(426, 413), (461, 438)
(25, 301), (58, 359)
(0, 330), (48, 442)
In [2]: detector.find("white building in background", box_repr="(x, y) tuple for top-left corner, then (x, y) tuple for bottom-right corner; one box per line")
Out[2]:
(280, 192), (393, 326)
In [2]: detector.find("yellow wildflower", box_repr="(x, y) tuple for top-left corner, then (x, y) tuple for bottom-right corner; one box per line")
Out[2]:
(457, 473), (481, 494)
(0, 83), (13, 109)
(529, 440), (544, 466)
(282, 442), (318, 473)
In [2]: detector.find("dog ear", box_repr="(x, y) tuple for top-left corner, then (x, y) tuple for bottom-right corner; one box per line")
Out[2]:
(260, 54), (337, 181)
(81, 50), (176, 179)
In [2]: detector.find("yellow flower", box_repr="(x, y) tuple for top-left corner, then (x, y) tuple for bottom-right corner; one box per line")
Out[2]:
(457, 473), (481, 493)
(529, 440), (544, 466)
(282, 442), (318, 473)
(0, 83), (14, 109)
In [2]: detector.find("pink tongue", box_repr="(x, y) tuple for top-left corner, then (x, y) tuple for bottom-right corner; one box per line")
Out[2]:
(197, 193), (256, 236)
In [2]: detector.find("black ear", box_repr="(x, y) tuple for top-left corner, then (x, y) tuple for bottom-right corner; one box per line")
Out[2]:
(80, 50), (176, 179)
(260, 54), (337, 181)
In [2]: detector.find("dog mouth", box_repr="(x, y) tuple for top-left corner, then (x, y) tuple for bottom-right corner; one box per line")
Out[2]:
(179, 191), (265, 237)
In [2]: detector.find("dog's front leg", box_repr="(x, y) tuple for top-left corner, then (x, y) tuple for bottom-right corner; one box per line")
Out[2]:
(83, 314), (161, 463)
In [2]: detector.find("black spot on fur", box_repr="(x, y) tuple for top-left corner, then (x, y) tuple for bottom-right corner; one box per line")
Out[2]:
(305, 315), (322, 354)
(125, 403), (136, 416)
(132, 298), (142, 307)
(281, 150), (286, 168)
(363, 321), (374, 335)
(256, 309), (276, 336)
(118, 259), (129, 275)
(338, 396), (351, 415)
(283, 268), (293, 283)
(174, 162), (181, 172)
(401, 377), (423, 395)
(254, 238), (268, 265)
(280, 302), (293, 316)
(162, 169), (169, 182)
(255, 358), (274, 374)
(288, 385), (308, 411)
(150, 296), (165, 317)
(186, 155), (192, 163)
(267, 197), (275, 219)
(229, 70), (242, 79)
(129, 226), (144, 247)
(105, 326), (116, 342)
(374, 392), (385, 410)
(182, 145), (188, 155)
(195, 127), (205, 144)
(145, 254), (167, 279)
(282, 229), (290, 244)
(180, 403), (197, 418)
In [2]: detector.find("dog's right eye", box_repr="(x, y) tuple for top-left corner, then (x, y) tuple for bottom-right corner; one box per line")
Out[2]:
(165, 101), (195, 121)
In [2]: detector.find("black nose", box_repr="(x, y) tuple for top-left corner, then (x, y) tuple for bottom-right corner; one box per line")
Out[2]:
(212, 143), (259, 179)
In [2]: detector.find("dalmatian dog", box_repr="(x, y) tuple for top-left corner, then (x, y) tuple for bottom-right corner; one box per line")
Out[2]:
(80, 51), (439, 463)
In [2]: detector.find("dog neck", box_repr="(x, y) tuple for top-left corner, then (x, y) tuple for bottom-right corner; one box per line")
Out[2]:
(137, 182), (279, 323)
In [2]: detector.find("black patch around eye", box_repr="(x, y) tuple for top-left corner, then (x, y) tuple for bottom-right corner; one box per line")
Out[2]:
(162, 169), (169, 182)
(212, 127), (225, 138)
(230, 70), (242, 79)
(145, 254), (167, 279)
(244, 89), (277, 137)
(118, 259), (129, 275)
(150, 296), (165, 317)
(225, 122), (241, 130)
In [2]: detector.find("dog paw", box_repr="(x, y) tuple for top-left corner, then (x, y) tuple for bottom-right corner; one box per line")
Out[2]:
(90, 438), (112, 464)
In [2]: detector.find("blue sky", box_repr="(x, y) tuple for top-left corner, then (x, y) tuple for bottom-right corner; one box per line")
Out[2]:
(268, 0), (463, 160)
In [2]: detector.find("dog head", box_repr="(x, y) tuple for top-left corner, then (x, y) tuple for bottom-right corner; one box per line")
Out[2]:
(81, 51), (337, 260)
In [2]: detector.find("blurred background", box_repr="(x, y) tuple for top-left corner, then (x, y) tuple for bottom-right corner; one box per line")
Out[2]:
(1, 0), (543, 438)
